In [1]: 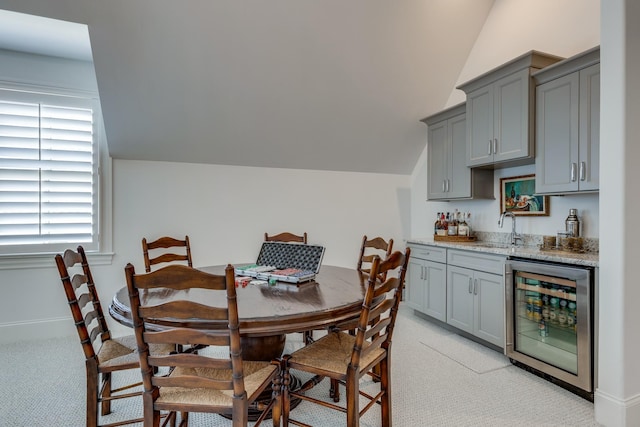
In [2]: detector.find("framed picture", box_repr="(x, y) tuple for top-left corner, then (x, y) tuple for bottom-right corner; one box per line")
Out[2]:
(500, 174), (549, 216)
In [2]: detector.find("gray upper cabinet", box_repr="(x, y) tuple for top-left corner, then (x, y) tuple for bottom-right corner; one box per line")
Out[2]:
(421, 103), (493, 200)
(458, 51), (563, 168)
(533, 47), (600, 194)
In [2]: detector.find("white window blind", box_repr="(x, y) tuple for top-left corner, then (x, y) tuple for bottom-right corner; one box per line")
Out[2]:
(0, 89), (98, 254)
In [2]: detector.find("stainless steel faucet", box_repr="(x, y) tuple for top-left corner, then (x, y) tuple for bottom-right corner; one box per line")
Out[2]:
(499, 211), (523, 246)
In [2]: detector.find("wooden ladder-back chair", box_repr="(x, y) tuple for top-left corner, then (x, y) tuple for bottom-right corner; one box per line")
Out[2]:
(279, 247), (410, 427)
(125, 263), (281, 427)
(142, 235), (193, 273)
(357, 235), (394, 281)
(55, 246), (173, 427)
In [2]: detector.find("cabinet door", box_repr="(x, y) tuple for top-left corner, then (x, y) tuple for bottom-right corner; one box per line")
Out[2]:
(406, 258), (425, 311)
(447, 113), (471, 199)
(423, 260), (447, 322)
(493, 69), (532, 163)
(578, 63), (600, 192)
(535, 72), (580, 193)
(427, 120), (449, 200)
(466, 85), (494, 167)
(446, 265), (474, 334)
(473, 271), (505, 348)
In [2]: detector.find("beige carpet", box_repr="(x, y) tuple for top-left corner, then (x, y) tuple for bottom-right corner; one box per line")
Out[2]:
(0, 305), (600, 426)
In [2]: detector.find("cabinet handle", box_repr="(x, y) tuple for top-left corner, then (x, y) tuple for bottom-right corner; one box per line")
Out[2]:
(474, 279), (478, 295)
(442, 180), (446, 192)
(468, 277), (473, 294)
(493, 139), (498, 155)
(487, 140), (492, 155)
(446, 179), (450, 192)
(420, 266), (424, 280)
(571, 163), (577, 182)
(579, 161), (586, 181)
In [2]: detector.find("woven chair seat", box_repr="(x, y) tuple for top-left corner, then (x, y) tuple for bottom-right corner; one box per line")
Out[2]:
(97, 335), (174, 371)
(287, 331), (385, 376)
(157, 361), (277, 408)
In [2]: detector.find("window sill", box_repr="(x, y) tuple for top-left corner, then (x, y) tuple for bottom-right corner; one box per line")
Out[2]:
(0, 251), (114, 270)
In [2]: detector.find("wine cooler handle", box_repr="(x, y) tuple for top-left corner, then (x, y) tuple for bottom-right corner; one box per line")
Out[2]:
(468, 277), (473, 294)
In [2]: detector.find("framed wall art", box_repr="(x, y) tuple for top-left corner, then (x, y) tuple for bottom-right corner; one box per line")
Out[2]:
(500, 174), (549, 216)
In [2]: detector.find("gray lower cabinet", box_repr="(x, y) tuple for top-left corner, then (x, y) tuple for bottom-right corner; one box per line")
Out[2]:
(534, 47), (600, 194)
(406, 244), (447, 322)
(446, 250), (505, 348)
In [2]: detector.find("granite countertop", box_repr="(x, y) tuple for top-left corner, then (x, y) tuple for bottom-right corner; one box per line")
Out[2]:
(407, 236), (599, 267)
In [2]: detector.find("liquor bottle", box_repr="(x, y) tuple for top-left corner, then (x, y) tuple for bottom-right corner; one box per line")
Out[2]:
(458, 212), (469, 236)
(434, 212), (441, 236)
(448, 210), (458, 235)
(437, 213), (448, 236)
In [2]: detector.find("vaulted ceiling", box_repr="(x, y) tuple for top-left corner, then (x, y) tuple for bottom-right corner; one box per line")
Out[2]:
(0, 1), (495, 174)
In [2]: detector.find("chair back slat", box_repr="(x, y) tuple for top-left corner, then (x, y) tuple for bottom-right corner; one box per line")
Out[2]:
(76, 292), (92, 310)
(142, 235), (193, 273)
(350, 248), (409, 370)
(148, 353), (232, 370)
(126, 263), (250, 396)
(139, 301), (228, 321)
(357, 235), (394, 281)
(143, 329), (230, 347)
(88, 325), (101, 344)
(84, 308), (99, 326)
(134, 264), (225, 291)
(153, 375), (234, 391)
(71, 274), (88, 290)
(264, 231), (307, 244)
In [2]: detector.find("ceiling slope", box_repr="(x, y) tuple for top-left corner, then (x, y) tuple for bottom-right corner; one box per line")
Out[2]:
(0, 0), (494, 174)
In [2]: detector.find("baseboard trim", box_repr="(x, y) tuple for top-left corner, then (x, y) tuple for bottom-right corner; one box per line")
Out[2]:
(595, 388), (640, 426)
(0, 317), (75, 344)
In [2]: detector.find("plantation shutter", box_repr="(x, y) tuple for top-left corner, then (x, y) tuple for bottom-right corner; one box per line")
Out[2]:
(0, 91), (98, 254)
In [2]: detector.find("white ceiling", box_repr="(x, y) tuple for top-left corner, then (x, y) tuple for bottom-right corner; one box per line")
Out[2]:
(0, 1), (495, 174)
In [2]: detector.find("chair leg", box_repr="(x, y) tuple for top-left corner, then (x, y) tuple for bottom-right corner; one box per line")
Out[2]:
(330, 378), (340, 402)
(271, 370), (282, 427)
(86, 362), (99, 427)
(101, 372), (112, 416)
(345, 369), (360, 427)
(380, 357), (392, 427)
(281, 356), (291, 427)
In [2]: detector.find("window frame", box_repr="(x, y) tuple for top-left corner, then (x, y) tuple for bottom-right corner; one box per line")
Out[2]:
(0, 81), (113, 269)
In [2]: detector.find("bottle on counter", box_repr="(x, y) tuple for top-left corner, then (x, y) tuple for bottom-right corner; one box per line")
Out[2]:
(434, 212), (441, 236)
(436, 213), (448, 236)
(458, 212), (469, 236)
(448, 210), (459, 236)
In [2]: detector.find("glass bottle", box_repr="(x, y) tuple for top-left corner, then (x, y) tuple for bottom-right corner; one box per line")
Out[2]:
(448, 210), (459, 235)
(434, 212), (441, 236)
(458, 213), (469, 236)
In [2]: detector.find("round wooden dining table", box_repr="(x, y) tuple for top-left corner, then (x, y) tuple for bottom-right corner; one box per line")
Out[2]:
(109, 264), (369, 361)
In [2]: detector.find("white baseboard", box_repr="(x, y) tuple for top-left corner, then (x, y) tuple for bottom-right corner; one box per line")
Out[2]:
(595, 388), (640, 426)
(0, 317), (75, 344)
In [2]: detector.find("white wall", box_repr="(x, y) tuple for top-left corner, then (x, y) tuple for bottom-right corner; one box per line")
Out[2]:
(0, 159), (409, 340)
(411, 0), (601, 240)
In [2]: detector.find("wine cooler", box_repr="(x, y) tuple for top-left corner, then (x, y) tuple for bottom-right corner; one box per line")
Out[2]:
(505, 258), (594, 399)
